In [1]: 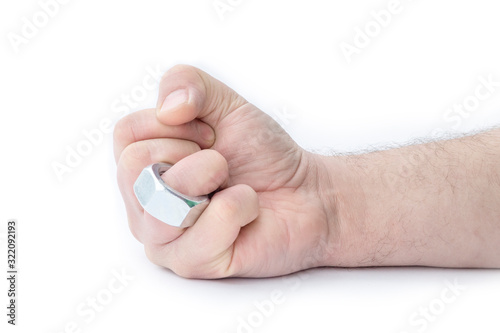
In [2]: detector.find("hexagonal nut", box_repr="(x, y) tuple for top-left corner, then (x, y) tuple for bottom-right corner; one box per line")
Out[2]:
(133, 163), (209, 228)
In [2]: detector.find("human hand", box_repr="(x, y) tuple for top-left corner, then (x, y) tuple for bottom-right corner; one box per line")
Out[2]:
(114, 65), (338, 278)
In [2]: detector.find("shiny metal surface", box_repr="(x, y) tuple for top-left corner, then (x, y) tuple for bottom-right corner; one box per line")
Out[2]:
(133, 163), (209, 228)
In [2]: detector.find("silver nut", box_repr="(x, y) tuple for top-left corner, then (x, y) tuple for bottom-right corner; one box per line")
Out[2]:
(133, 163), (209, 228)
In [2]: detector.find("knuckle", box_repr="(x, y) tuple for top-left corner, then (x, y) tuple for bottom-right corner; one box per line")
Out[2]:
(171, 265), (199, 279)
(144, 243), (164, 266)
(169, 246), (230, 279)
(127, 217), (143, 244)
(120, 141), (151, 165)
(145, 242), (234, 279)
(162, 64), (198, 83)
(113, 113), (138, 146)
(171, 262), (230, 280)
(143, 243), (200, 279)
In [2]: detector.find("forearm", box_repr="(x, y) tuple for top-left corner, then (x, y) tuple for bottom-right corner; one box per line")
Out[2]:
(320, 129), (500, 268)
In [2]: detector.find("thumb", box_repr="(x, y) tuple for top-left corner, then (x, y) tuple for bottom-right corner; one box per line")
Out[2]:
(155, 64), (248, 127)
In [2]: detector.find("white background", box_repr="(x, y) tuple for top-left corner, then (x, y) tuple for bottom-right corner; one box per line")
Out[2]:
(1, 0), (500, 332)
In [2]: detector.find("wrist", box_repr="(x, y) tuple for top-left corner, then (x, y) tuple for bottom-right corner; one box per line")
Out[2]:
(313, 154), (358, 267)
(314, 153), (398, 267)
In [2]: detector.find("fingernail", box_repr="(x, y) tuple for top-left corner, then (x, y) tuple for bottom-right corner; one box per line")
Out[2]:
(160, 89), (189, 114)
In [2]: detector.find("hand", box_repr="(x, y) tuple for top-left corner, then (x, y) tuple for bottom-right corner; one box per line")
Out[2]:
(114, 65), (337, 278)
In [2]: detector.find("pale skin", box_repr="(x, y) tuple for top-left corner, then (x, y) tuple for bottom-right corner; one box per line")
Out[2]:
(114, 65), (500, 279)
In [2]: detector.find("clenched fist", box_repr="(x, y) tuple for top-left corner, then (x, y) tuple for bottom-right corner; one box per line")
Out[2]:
(113, 65), (336, 279)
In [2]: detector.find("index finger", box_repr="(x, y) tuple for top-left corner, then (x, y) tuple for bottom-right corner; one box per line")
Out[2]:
(113, 108), (215, 163)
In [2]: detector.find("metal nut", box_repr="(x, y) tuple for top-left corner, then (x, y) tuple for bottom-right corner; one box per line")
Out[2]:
(133, 163), (209, 228)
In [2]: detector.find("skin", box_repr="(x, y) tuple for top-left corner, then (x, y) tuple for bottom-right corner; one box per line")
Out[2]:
(114, 64), (500, 279)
